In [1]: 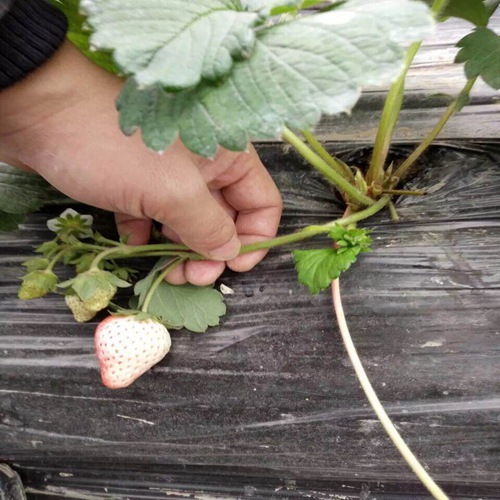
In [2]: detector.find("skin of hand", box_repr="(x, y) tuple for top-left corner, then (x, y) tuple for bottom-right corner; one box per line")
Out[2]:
(0, 42), (283, 286)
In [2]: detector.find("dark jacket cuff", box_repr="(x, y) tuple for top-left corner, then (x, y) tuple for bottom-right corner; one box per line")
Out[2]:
(0, 0), (68, 90)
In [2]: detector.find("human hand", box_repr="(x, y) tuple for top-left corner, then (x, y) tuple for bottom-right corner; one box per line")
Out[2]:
(0, 42), (282, 286)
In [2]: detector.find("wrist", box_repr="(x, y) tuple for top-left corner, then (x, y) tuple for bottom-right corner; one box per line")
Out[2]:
(0, 41), (122, 171)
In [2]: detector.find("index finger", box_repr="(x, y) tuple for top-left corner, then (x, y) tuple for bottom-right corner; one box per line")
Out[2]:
(206, 146), (283, 272)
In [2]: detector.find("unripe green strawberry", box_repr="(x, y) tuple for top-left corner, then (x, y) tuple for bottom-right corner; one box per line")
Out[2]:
(69, 269), (129, 313)
(82, 286), (117, 312)
(18, 270), (58, 300)
(95, 315), (171, 389)
(65, 295), (97, 323)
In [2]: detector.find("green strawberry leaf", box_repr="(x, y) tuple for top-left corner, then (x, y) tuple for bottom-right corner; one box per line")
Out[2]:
(0, 211), (25, 232)
(0, 163), (66, 214)
(35, 240), (60, 258)
(144, 282), (226, 333)
(82, 0), (261, 89)
(484, 0), (500, 17)
(438, 0), (489, 27)
(293, 248), (360, 294)
(134, 257), (173, 307)
(293, 226), (372, 294)
(455, 28), (500, 89)
(116, 0), (432, 156)
(22, 257), (50, 272)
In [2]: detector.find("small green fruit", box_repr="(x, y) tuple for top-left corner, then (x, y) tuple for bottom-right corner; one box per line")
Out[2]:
(65, 295), (97, 322)
(69, 269), (130, 313)
(18, 270), (58, 300)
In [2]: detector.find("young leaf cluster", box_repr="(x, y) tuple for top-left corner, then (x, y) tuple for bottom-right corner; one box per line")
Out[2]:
(293, 226), (372, 294)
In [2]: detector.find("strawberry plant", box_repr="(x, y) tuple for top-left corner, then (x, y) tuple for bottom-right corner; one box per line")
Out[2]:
(1, 1), (499, 498)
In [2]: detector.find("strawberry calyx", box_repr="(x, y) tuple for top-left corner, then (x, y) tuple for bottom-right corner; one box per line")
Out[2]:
(18, 269), (58, 300)
(59, 268), (131, 312)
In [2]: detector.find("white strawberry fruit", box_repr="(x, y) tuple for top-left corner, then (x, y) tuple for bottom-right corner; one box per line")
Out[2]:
(94, 315), (171, 389)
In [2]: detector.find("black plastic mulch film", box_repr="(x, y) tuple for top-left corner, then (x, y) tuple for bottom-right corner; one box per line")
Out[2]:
(0, 142), (499, 498)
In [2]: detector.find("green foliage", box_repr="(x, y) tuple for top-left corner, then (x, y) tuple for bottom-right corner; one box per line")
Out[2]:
(50, 0), (119, 73)
(438, 0), (490, 26)
(484, 0), (500, 17)
(18, 270), (59, 300)
(456, 28), (500, 89)
(136, 280), (226, 333)
(22, 257), (50, 272)
(0, 163), (68, 232)
(132, 257), (172, 305)
(293, 226), (371, 294)
(0, 211), (25, 232)
(92, 0), (433, 156)
(59, 268), (130, 312)
(82, 0), (260, 88)
(0, 163), (65, 214)
(35, 240), (60, 258)
(328, 225), (372, 250)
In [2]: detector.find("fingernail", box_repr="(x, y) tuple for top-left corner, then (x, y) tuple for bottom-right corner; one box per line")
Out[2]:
(208, 236), (241, 261)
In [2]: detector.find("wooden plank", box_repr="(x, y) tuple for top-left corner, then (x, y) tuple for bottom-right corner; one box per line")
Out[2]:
(266, 17), (500, 143)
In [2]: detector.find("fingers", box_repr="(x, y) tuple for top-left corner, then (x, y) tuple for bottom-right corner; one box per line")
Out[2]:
(162, 190), (235, 286)
(114, 214), (152, 245)
(184, 260), (226, 286)
(152, 160), (240, 261)
(164, 146), (282, 281)
(210, 147), (282, 272)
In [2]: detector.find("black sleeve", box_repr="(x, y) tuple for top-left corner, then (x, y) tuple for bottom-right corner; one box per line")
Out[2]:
(0, 0), (68, 90)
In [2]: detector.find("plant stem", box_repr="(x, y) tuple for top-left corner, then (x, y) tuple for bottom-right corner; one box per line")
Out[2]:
(141, 257), (188, 313)
(430, 0), (448, 15)
(392, 77), (477, 183)
(46, 249), (67, 272)
(83, 198), (390, 264)
(366, 41), (421, 186)
(240, 196), (390, 254)
(301, 130), (354, 182)
(331, 279), (449, 500)
(89, 242), (191, 269)
(282, 127), (374, 206)
(120, 242), (190, 253)
(109, 251), (202, 260)
(326, 196), (390, 228)
(74, 242), (110, 252)
(90, 247), (125, 269)
(388, 201), (400, 222)
(93, 234), (122, 247)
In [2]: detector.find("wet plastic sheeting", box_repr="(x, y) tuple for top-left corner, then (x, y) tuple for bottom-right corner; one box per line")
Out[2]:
(0, 143), (499, 495)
